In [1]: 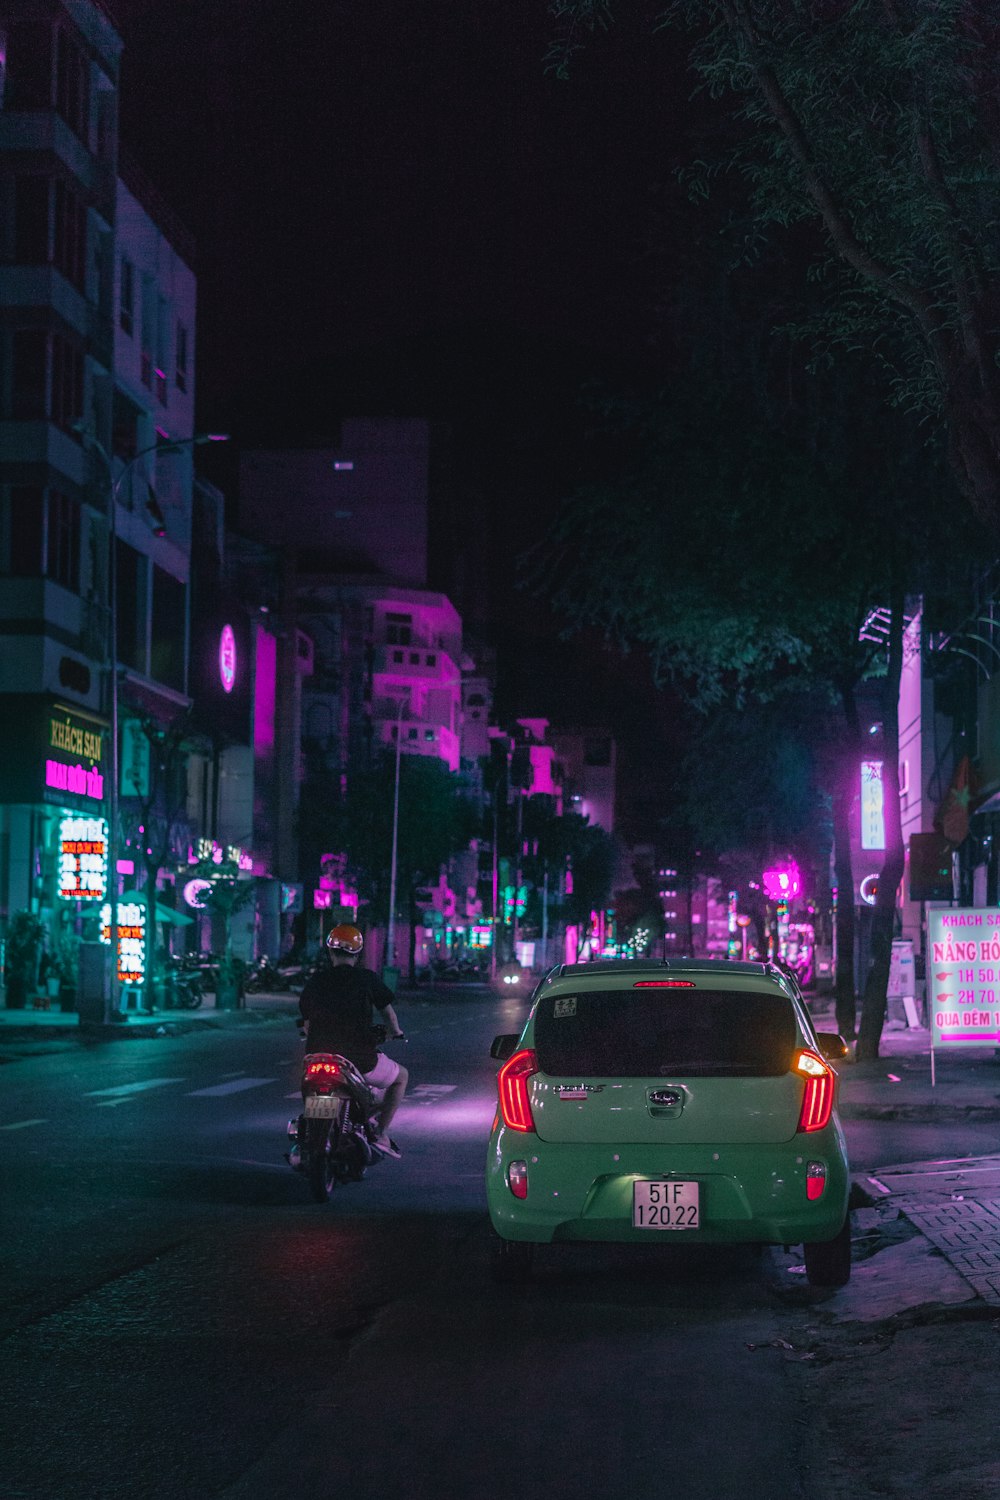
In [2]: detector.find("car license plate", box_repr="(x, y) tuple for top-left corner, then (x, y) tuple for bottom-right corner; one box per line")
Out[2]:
(303, 1096), (339, 1118)
(633, 1180), (699, 1229)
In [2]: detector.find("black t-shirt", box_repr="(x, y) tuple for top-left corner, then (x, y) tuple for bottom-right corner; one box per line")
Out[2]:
(298, 964), (395, 1074)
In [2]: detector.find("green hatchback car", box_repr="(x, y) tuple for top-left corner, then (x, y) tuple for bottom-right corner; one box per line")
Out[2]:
(486, 958), (851, 1286)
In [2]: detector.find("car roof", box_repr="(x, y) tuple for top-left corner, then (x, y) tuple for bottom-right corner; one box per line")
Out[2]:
(533, 957), (805, 1003)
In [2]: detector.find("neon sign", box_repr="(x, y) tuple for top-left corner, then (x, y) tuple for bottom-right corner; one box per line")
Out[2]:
(762, 863), (802, 902)
(58, 815), (108, 901)
(99, 900), (146, 984)
(183, 878), (212, 908)
(45, 759), (104, 800)
(219, 624), (237, 694)
(861, 760), (885, 850)
(860, 874), (879, 906)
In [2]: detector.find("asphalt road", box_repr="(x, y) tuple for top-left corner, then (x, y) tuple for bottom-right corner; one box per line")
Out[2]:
(3, 990), (997, 1500)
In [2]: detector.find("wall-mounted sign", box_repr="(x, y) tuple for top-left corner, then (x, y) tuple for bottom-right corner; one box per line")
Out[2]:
(928, 907), (1000, 1046)
(58, 815), (108, 901)
(762, 863), (802, 902)
(861, 760), (885, 850)
(46, 706), (105, 803)
(183, 878), (213, 908)
(0, 699), (109, 809)
(190, 838), (253, 871)
(281, 883), (303, 913)
(859, 874), (879, 906)
(100, 899), (146, 985)
(219, 624), (237, 694)
(121, 719), (151, 799)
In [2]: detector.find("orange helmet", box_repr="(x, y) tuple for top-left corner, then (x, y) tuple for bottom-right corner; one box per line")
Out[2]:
(326, 923), (364, 955)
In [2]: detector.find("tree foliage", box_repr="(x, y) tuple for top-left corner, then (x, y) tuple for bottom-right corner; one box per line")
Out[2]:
(548, 0), (1000, 534)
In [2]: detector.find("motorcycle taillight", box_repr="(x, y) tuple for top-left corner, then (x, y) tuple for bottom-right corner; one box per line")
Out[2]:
(305, 1059), (341, 1079)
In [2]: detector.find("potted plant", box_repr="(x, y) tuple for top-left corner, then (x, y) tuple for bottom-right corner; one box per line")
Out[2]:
(54, 931), (81, 1012)
(4, 911), (44, 1009)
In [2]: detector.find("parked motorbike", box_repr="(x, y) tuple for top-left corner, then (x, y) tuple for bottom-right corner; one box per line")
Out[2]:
(245, 956), (292, 994)
(155, 958), (204, 1010)
(285, 1024), (405, 1203)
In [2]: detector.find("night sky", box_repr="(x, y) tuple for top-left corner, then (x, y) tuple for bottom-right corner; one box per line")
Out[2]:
(111, 1), (701, 811)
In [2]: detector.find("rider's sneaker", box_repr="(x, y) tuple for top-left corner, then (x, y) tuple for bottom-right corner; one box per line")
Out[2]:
(374, 1134), (402, 1159)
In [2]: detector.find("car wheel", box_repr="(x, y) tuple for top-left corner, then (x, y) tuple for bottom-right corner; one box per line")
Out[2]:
(490, 1234), (534, 1284)
(803, 1214), (852, 1288)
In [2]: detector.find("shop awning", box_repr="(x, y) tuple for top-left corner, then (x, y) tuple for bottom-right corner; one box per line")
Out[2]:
(155, 903), (194, 927)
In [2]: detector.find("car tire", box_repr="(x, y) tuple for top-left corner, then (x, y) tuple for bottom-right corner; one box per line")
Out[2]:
(803, 1214), (852, 1288)
(490, 1234), (534, 1284)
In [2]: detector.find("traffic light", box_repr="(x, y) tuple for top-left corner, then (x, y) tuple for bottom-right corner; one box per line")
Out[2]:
(908, 832), (952, 902)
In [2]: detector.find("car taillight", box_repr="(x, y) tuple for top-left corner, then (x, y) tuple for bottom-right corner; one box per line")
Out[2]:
(806, 1161), (828, 1200)
(633, 980), (696, 987)
(497, 1048), (538, 1132)
(795, 1049), (834, 1132)
(508, 1160), (528, 1199)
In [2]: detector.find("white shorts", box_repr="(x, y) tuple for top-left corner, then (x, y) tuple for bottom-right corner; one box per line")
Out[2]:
(365, 1051), (401, 1090)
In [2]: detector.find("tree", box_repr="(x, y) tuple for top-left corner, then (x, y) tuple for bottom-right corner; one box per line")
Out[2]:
(118, 708), (201, 1009)
(304, 751), (479, 983)
(189, 857), (258, 1008)
(548, 0), (1000, 534)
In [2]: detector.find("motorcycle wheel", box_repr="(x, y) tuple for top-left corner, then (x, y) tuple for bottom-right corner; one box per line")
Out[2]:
(306, 1119), (339, 1203)
(180, 986), (203, 1010)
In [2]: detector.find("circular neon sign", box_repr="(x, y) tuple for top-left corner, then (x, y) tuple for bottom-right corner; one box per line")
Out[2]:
(860, 874), (879, 907)
(219, 624), (236, 694)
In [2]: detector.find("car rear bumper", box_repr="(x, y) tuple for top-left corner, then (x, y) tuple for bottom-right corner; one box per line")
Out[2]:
(486, 1125), (850, 1246)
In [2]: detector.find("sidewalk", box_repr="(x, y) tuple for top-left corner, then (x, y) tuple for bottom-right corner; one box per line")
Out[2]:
(0, 988), (300, 1052)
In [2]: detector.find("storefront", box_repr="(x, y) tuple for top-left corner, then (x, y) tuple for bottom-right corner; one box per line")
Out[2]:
(0, 698), (110, 1005)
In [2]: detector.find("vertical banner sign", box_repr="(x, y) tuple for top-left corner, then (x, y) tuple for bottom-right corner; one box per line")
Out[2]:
(928, 908), (1000, 1046)
(120, 719), (151, 798)
(100, 900), (147, 985)
(860, 760), (885, 850)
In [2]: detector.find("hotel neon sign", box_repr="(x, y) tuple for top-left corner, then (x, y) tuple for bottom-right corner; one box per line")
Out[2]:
(100, 900), (146, 985)
(58, 815), (108, 901)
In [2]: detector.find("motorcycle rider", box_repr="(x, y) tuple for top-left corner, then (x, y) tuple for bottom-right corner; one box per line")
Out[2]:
(297, 924), (408, 1159)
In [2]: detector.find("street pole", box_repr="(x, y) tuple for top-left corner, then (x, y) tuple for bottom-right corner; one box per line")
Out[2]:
(386, 698), (404, 971)
(490, 775), (500, 983)
(75, 427), (228, 1019)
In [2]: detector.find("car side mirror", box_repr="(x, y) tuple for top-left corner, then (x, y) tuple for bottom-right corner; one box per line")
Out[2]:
(816, 1031), (850, 1061)
(490, 1033), (519, 1061)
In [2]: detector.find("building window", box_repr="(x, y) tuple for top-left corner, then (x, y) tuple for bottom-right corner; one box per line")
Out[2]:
(386, 612), (412, 645)
(150, 565), (185, 690)
(11, 329), (48, 420)
(409, 652), (419, 664)
(47, 490), (80, 591)
(50, 333), (84, 432)
(53, 178), (86, 290)
(407, 727), (418, 740)
(14, 177), (49, 264)
(120, 257), (134, 336)
(424, 729), (435, 742)
(115, 539), (143, 672)
(55, 27), (90, 145)
(140, 276), (155, 387)
(392, 649), (404, 663)
(7, 22), (53, 112)
(427, 653), (437, 666)
(175, 322), (188, 391)
(6, 488), (44, 575)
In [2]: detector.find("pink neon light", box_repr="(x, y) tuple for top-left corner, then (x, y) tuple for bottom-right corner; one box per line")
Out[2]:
(46, 760), (104, 800)
(762, 862), (802, 901)
(219, 625), (237, 693)
(939, 1032), (1000, 1042)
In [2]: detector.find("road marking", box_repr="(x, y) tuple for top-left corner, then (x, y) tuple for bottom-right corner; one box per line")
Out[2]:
(85, 1077), (186, 1099)
(0, 1118), (46, 1131)
(220, 1071), (246, 1079)
(187, 1077), (277, 1097)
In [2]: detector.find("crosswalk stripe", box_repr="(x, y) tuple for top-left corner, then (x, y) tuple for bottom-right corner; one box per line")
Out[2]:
(0, 1118), (46, 1130)
(187, 1077), (277, 1097)
(84, 1077), (186, 1098)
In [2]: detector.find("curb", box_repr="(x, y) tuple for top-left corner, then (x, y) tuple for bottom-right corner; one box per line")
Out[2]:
(841, 1102), (1000, 1122)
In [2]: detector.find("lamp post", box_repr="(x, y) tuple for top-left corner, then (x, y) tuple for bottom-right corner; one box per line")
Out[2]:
(76, 426), (228, 1019)
(385, 698), (405, 978)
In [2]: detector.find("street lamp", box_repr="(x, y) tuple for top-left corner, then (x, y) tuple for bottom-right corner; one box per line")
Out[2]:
(385, 698), (405, 979)
(75, 426), (229, 1019)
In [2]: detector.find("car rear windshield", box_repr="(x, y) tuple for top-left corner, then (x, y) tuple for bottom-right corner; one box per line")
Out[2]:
(534, 987), (797, 1078)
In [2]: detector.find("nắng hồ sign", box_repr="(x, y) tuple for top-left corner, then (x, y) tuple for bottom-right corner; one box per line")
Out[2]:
(928, 907), (1000, 1046)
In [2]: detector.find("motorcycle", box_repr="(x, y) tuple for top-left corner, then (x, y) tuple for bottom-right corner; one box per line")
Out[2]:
(285, 1024), (404, 1203)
